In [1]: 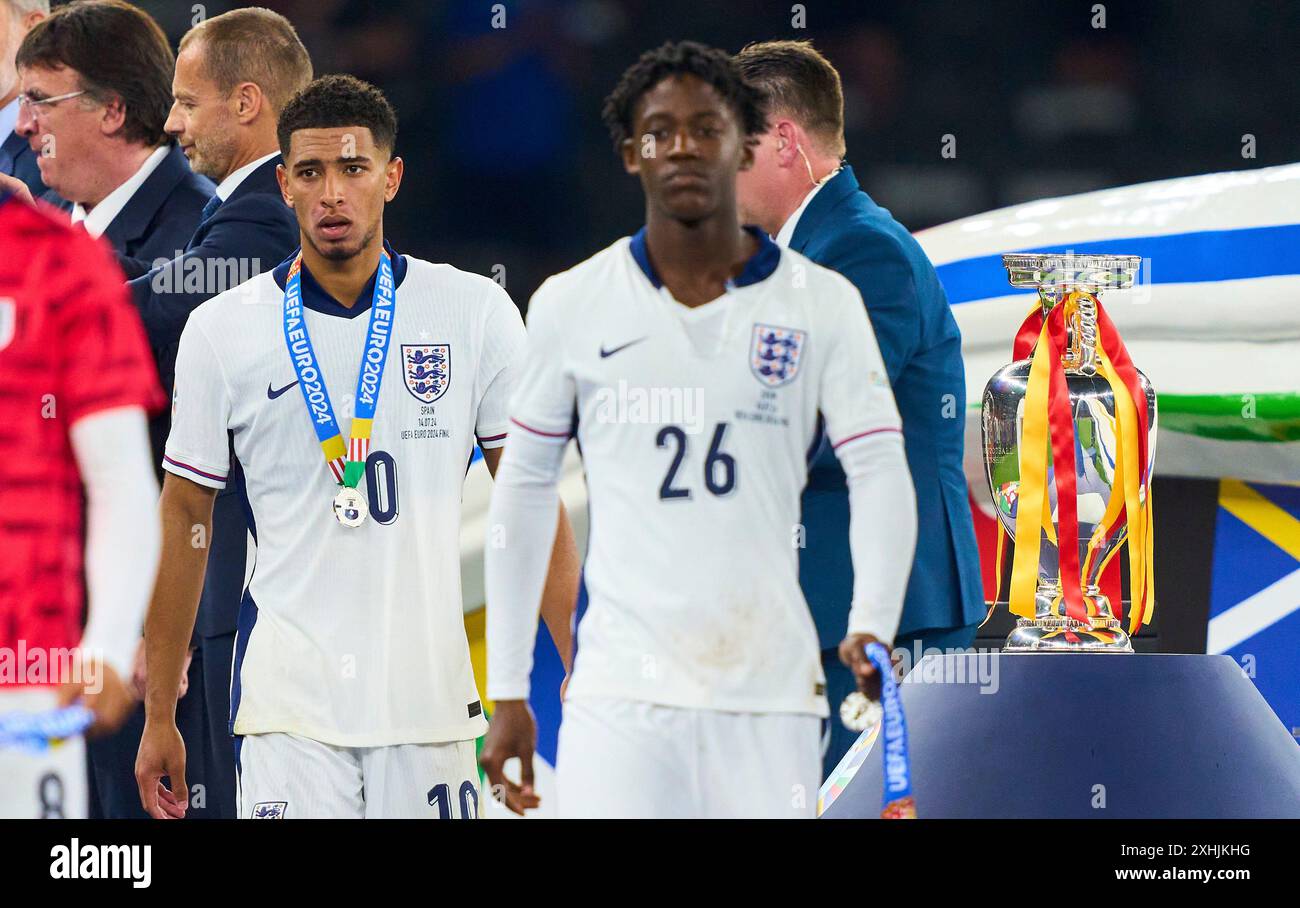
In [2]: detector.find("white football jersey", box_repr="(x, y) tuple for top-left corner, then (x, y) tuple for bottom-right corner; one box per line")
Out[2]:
(509, 229), (902, 716)
(164, 243), (523, 746)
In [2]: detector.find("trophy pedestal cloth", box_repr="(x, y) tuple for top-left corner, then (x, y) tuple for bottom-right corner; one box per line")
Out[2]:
(820, 654), (1300, 819)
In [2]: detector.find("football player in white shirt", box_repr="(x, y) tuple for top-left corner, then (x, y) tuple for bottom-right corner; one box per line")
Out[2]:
(482, 42), (918, 818)
(134, 75), (579, 819)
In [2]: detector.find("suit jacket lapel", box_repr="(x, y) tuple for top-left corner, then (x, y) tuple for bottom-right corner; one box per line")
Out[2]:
(186, 155), (284, 252)
(0, 131), (23, 174)
(102, 144), (188, 251)
(227, 154), (284, 204)
(788, 165), (864, 253)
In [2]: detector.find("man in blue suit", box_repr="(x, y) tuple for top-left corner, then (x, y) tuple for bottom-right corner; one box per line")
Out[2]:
(123, 8), (313, 820)
(736, 41), (986, 775)
(0, 1), (53, 201)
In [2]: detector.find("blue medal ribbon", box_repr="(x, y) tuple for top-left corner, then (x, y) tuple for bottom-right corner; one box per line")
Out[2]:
(0, 705), (94, 753)
(281, 249), (397, 487)
(865, 641), (916, 818)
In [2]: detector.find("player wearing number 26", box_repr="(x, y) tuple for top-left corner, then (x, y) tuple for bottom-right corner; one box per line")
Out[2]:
(134, 75), (579, 819)
(483, 43), (917, 818)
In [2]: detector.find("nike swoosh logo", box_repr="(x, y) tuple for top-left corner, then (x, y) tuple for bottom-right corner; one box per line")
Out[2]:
(599, 337), (647, 358)
(267, 380), (299, 400)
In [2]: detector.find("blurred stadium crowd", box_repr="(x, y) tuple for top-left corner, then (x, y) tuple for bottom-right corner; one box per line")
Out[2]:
(130, 0), (1300, 307)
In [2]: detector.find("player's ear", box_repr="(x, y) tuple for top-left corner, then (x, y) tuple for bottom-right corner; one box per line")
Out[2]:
(739, 136), (756, 172)
(275, 163), (292, 206)
(384, 155), (403, 202)
(620, 136), (642, 175)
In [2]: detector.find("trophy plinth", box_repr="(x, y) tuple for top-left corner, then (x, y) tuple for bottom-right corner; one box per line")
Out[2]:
(983, 253), (1156, 654)
(819, 654), (1300, 819)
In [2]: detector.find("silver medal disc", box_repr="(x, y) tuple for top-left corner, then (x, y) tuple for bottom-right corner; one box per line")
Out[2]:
(332, 486), (367, 527)
(839, 691), (883, 732)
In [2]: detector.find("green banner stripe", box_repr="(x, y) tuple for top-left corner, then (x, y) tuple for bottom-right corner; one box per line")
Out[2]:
(1161, 392), (1300, 417)
(1159, 414), (1300, 442)
(967, 393), (1300, 442)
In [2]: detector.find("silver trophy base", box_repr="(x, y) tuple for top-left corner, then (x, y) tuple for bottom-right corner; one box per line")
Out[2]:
(1002, 615), (1134, 653)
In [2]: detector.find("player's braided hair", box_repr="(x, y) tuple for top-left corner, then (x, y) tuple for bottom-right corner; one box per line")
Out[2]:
(601, 41), (768, 149)
(277, 74), (398, 158)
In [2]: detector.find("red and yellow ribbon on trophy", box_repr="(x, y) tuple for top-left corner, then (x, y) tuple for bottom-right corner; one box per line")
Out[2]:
(985, 254), (1156, 650)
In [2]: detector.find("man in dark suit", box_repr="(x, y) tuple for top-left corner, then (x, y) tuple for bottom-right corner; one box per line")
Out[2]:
(93, 143), (212, 277)
(10, 0), (214, 819)
(0, 0), (51, 200)
(736, 41), (987, 775)
(13, 2), (210, 264)
(123, 8), (312, 821)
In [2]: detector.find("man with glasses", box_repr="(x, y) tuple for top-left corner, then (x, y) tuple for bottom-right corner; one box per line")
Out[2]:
(9, 0), (211, 276)
(0, 0), (51, 201)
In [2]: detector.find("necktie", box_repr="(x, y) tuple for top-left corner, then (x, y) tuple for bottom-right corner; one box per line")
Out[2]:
(187, 195), (223, 252)
(198, 194), (222, 225)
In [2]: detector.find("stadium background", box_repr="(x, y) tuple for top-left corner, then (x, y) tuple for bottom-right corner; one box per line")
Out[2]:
(130, 0), (1300, 306)
(123, 0), (1300, 812)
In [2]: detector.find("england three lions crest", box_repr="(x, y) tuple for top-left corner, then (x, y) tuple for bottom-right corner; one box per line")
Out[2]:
(750, 324), (806, 387)
(402, 344), (450, 403)
(251, 801), (287, 819)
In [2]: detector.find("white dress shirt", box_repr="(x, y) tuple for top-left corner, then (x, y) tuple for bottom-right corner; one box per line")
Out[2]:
(70, 144), (169, 238)
(214, 150), (278, 202)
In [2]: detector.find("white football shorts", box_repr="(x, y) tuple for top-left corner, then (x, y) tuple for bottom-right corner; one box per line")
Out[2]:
(237, 731), (480, 819)
(556, 696), (820, 819)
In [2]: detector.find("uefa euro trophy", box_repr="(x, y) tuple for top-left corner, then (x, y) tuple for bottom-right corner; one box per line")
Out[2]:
(982, 254), (1158, 653)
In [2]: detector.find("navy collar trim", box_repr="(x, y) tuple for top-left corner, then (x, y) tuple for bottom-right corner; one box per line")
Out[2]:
(272, 238), (408, 319)
(629, 224), (781, 291)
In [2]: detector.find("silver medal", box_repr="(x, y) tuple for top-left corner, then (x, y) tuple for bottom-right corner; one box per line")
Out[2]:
(839, 691), (883, 732)
(332, 486), (367, 528)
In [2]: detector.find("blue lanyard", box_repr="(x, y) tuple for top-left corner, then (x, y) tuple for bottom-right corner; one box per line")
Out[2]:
(865, 641), (916, 818)
(281, 250), (396, 487)
(0, 705), (93, 752)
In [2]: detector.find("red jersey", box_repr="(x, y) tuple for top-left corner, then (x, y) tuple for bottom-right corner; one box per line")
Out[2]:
(0, 193), (164, 679)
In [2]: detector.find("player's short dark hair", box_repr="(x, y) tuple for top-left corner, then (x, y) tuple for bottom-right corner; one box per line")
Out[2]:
(601, 40), (767, 149)
(277, 74), (398, 159)
(16, 0), (174, 147)
(734, 40), (846, 158)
